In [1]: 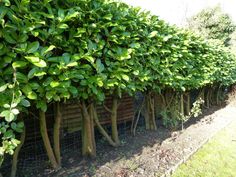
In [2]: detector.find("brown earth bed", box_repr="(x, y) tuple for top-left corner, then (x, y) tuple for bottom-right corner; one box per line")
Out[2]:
(35, 98), (236, 177)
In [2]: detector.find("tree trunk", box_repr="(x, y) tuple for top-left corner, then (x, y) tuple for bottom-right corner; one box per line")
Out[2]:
(53, 102), (62, 166)
(208, 87), (213, 106)
(92, 105), (117, 147)
(206, 88), (210, 108)
(216, 85), (221, 105)
(10, 125), (26, 177)
(111, 96), (120, 145)
(144, 93), (157, 130)
(185, 92), (190, 116)
(180, 93), (184, 130)
(180, 93), (184, 116)
(39, 110), (59, 169)
(150, 95), (157, 130)
(81, 101), (96, 157)
(196, 88), (205, 109)
(144, 95), (150, 130)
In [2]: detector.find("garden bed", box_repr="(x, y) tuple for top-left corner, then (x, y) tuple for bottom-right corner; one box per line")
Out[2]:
(33, 99), (236, 177)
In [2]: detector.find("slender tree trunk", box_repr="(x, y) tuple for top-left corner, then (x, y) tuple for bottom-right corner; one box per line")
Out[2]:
(92, 105), (117, 147)
(111, 96), (120, 145)
(216, 85), (221, 105)
(196, 88), (205, 109)
(206, 88), (210, 108)
(150, 95), (157, 130)
(144, 93), (157, 130)
(208, 87), (213, 106)
(144, 95), (150, 130)
(90, 104), (96, 152)
(53, 102), (62, 166)
(131, 97), (145, 136)
(144, 94), (150, 130)
(185, 92), (190, 116)
(180, 93), (184, 116)
(39, 110), (59, 169)
(180, 93), (184, 130)
(81, 101), (96, 157)
(10, 125), (26, 177)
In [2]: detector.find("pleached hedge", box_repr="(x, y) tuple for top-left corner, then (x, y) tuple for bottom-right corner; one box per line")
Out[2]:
(1, 0), (236, 176)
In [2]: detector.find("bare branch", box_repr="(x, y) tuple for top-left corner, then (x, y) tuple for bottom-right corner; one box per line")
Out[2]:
(103, 104), (112, 113)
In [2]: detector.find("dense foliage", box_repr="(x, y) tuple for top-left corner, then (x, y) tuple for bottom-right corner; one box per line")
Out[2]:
(1, 0), (236, 174)
(187, 6), (236, 46)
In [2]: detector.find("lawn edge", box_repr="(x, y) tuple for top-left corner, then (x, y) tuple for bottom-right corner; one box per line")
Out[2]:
(160, 105), (235, 177)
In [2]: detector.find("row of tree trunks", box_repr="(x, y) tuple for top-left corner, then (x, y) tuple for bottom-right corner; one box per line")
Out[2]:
(80, 95), (121, 157)
(12, 102), (64, 175)
(11, 86), (227, 173)
(81, 101), (96, 157)
(203, 85), (224, 108)
(39, 102), (62, 169)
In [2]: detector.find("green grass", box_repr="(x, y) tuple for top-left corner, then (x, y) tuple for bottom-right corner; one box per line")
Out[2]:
(172, 120), (236, 177)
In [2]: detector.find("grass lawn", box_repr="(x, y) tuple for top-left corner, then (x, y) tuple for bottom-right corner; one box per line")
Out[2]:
(172, 120), (236, 177)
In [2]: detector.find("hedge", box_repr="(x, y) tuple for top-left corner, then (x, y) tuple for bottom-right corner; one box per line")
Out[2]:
(0, 0), (236, 175)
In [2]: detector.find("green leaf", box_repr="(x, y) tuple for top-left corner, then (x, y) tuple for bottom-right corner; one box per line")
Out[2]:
(25, 56), (47, 68)
(34, 60), (47, 67)
(28, 67), (46, 78)
(84, 55), (94, 63)
(12, 61), (27, 68)
(0, 110), (15, 122)
(3, 33), (16, 44)
(20, 99), (30, 107)
(0, 84), (8, 92)
(22, 84), (32, 95)
(0, 110), (9, 118)
(67, 62), (78, 67)
(149, 31), (158, 38)
(16, 72), (28, 83)
(4, 130), (15, 138)
(50, 81), (60, 88)
(27, 41), (39, 53)
(81, 92), (88, 99)
(11, 122), (17, 130)
(3, 104), (10, 108)
(69, 86), (78, 96)
(36, 100), (47, 112)
(121, 74), (129, 81)
(27, 92), (37, 100)
(96, 78), (103, 87)
(25, 56), (40, 63)
(10, 121), (23, 132)
(96, 59), (104, 73)
(4, 56), (12, 63)
(41, 45), (55, 55)
(17, 122), (24, 128)
(46, 91), (54, 100)
(103, 14), (113, 20)
(58, 23), (69, 29)
(11, 108), (19, 115)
